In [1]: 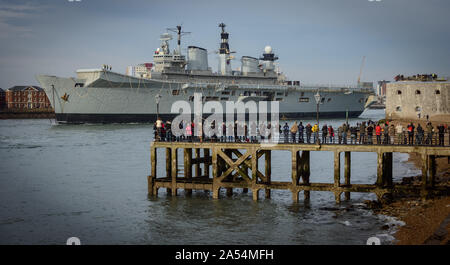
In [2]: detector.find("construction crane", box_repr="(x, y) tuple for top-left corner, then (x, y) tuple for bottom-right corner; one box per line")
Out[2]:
(357, 56), (366, 85)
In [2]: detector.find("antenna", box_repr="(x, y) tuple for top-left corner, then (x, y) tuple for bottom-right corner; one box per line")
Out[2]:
(167, 25), (191, 55)
(219, 23), (226, 33)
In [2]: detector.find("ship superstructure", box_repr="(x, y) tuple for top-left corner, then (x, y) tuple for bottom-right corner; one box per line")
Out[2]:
(36, 23), (373, 123)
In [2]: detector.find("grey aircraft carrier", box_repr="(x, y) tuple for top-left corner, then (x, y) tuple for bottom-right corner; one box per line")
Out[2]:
(36, 23), (373, 124)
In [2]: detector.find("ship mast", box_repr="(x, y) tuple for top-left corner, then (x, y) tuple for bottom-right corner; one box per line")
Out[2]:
(218, 23), (233, 75)
(168, 25), (190, 55)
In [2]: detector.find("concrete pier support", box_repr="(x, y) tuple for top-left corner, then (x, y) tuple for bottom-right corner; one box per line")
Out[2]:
(212, 148), (219, 199)
(149, 147), (157, 195)
(265, 150), (272, 199)
(184, 148), (192, 195)
(166, 148), (172, 194)
(171, 148), (178, 196)
(302, 151), (311, 202)
(376, 152), (384, 187)
(292, 150), (299, 202)
(334, 151), (341, 187)
(385, 152), (393, 187)
(204, 149), (210, 178)
(421, 153), (437, 198)
(429, 155), (436, 188)
(344, 151), (351, 200)
(253, 189), (260, 201)
(252, 148), (258, 201)
(195, 149), (201, 177)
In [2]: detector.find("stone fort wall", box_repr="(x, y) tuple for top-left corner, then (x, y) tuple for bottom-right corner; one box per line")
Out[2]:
(386, 82), (450, 122)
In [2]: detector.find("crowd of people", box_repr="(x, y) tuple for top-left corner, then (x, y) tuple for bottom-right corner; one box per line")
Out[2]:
(153, 118), (449, 147)
(394, 73), (438, 82)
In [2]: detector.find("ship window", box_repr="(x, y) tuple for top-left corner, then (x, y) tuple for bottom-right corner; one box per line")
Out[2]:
(299, 98), (309, 103)
(435, 90), (440, 95)
(397, 90), (402, 95)
(327, 98), (332, 102)
(396, 106), (402, 112)
(231, 91), (235, 96)
(220, 97), (229, 101)
(321, 97), (325, 103)
(189, 96), (194, 102)
(276, 98), (284, 101)
(172, 90), (180, 95)
(300, 92), (305, 97)
(415, 90), (421, 95)
(276, 92), (283, 96)
(221, 91), (230, 95)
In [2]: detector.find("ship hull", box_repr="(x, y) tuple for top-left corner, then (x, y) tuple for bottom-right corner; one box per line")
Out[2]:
(36, 71), (370, 124)
(54, 111), (363, 124)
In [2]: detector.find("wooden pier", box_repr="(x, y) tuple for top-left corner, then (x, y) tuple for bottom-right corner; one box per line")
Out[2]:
(148, 142), (450, 203)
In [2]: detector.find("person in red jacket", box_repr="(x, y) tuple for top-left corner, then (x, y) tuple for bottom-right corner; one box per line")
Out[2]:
(375, 124), (382, 145)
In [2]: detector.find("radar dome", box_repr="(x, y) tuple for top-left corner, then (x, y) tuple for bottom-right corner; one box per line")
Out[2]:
(264, 46), (272, 54)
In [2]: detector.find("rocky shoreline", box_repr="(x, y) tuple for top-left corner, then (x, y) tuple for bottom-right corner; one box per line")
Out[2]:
(366, 154), (450, 245)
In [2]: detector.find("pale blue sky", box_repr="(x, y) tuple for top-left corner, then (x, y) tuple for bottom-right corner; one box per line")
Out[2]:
(0, 0), (449, 89)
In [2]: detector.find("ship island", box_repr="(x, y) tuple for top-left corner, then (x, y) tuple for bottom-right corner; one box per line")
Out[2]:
(36, 23), (373, 124)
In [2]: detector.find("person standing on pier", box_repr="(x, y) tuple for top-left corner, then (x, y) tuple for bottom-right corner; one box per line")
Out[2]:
(156, 118), (163, 141)
(166, 121), (172, 142)
(321, 124), (328, 144)
(388, 124), (395, 145)
(306, 123), (312, 143)
(375, 123), (382, 145)
(338, 125), (343, 144)
(290, 122), (298, 143)
(250, 121), (257, 143)
(350, 126), (357, 144)
(395, 123), (403, 145)
(312, 123), (319, 144)
(359, 122), (366, 144)
(425, 122), (433, 145)
(298, 122), (304, 143)
(383, 123), (389, 144)
(227, 122), (234, 142)
(185, 122), (192, 142)
(416, 123), (424, 145)
(328, 125), (334, 144)
(342, 123), (348, 144)
(438, 124), (445, 146)
(407, 123), (415, 145)
(283, 123), (290, 143)
(367, 124), (374, 145)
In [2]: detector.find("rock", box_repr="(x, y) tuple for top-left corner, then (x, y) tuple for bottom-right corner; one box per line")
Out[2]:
(364, 200), (383, 210)
(401, 177), (415, 185)
(381, 224), (390, 230)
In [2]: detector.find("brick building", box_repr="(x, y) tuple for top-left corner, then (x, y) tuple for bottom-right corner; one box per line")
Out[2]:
(0, 88), (5, 110)
(6, 86), (52, 110)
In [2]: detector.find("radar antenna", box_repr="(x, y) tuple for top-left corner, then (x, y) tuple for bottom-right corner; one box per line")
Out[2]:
(168, 25), (191, 55)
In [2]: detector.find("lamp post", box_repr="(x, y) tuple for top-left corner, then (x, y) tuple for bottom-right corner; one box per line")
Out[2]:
(314, 91), (321, 144)
(155, 93), (161, 120)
